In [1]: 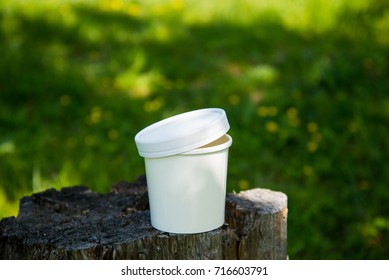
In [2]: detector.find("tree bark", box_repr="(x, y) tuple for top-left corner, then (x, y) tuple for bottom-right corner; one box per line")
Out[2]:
(0, 176), (287, 260)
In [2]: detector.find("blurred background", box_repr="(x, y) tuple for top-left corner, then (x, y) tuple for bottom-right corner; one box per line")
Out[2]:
(0, 0), (388, 259)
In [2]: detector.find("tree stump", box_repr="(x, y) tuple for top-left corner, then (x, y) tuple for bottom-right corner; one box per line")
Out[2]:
(0, 176), (287, 260)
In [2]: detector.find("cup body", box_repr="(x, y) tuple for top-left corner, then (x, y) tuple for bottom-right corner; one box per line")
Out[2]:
(144, 134), (232, 233)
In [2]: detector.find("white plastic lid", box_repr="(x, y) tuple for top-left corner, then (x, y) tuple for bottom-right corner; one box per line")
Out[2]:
(134, 108), (230, 158)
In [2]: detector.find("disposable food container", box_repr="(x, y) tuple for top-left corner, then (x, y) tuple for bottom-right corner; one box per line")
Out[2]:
(134, 108), (232, 233)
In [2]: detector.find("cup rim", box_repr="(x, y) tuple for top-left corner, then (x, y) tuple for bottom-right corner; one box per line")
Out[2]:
(181, 134), (232, 155)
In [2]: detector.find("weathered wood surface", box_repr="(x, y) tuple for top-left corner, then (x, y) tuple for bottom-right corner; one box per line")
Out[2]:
(0, 176), (287, 260)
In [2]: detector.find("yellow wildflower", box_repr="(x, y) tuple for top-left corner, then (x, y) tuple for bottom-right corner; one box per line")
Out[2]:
(287, 107), (298, 119)
(303, 165), (314, 176)
(307, 141), (318, 152)
(171, 0), (184, 10)
(257, 106), (269, 117)
(228, 94), (240, 105)
(60, 95), (71, 106)
(307, 122), (318, 133)
(238, 179), (250, 190)
(108, 129), (119, 140)
(266, 121), (279, 133)
(127, 3), (141, 17)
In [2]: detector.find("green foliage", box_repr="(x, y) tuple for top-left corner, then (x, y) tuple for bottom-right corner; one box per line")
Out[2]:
(1, 0), (388, 259)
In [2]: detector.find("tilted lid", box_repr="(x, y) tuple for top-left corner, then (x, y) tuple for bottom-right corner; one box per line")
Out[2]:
(134, 108), (230, 158)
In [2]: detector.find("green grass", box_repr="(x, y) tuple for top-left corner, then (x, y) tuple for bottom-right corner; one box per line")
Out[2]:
(1, 0), (388, 259)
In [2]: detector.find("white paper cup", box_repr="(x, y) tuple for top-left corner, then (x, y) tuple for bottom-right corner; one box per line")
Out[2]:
(134, 108), (232, 234)
(145, 134), (232, 233)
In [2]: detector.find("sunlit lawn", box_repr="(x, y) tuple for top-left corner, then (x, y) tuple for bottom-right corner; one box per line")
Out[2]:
(1, 0), (388, 259)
